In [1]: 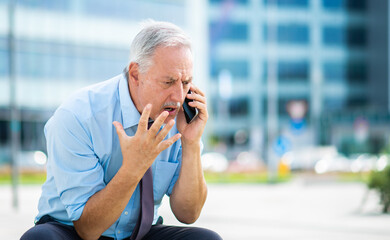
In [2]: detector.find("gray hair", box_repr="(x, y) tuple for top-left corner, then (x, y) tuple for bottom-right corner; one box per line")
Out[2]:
(129, 20), (192, 73)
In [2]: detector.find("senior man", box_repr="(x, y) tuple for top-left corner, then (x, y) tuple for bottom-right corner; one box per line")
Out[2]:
(21, 21), (222, 240)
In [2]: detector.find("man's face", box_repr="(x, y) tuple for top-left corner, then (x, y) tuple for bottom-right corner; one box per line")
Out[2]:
(135, 46), (193, 123)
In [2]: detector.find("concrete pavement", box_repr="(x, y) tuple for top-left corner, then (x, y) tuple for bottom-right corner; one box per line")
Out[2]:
(1, 179), (390, 240)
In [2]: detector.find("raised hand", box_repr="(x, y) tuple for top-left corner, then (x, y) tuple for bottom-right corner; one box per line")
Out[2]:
(113, 104), (181, 176)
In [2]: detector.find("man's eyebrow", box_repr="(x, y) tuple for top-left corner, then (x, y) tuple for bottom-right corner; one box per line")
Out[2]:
(162, 76), (177, 81)
(162, 76), (192, 82)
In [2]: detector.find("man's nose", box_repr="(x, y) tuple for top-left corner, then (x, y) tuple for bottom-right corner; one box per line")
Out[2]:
(171, 82), (184, 102)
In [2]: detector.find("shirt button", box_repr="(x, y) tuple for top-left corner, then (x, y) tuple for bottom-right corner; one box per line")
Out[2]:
(125, 211), (128, 215)
(118, 230), (121, 234)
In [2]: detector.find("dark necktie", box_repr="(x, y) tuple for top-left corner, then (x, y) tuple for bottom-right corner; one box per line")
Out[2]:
(130, 121), (154, 240)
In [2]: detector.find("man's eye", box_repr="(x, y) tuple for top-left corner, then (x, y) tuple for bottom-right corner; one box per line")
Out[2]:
(183, 81), (189, 85)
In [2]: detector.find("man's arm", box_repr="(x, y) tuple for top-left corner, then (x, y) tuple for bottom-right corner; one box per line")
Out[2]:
(169, 141), (207, 224)
(73, 165), (139, 240)
(73, 105), (181, 240)
(170, 85), (209, 224)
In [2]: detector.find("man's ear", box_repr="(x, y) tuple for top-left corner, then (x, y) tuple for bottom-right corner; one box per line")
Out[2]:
(128, 62), (140, 86)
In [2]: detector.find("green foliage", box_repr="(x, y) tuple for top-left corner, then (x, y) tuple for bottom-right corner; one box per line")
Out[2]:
(339, 136), (385, 156)
(0, 172), (46, 185)
(368, 166), (390, 213)
(204, 171), (291, 184)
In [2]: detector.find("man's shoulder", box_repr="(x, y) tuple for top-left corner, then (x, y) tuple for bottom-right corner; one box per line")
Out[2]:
(58, 74), (123, 120)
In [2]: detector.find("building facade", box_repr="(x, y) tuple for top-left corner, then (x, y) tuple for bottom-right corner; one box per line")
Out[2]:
(207, 0), (390, 160)
(0, 0), (207, 166)
(1, 0), (389, 167)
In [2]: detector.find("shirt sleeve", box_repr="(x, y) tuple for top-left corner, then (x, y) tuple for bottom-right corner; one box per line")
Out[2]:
(166, 140), (204, 196)
(45, 108), (106, 222)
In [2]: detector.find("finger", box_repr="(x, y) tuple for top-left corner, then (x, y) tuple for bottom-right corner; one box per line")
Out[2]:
(157, 133), (181, 152)
(138, 104), (152, 131)
(189, 101), (208, 118)
(189, 100), (206, 109)
(155, 119), (175, 143)
(190, 85), (205, 97)
(113, 121), (126, 139)
(148, 111), (169, 135)
(186, 92), (206, 104)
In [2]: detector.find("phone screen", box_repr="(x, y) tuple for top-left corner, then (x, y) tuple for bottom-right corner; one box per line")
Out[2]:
(183, 90), (198, 124)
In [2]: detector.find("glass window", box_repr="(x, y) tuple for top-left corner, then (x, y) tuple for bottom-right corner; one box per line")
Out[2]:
(16, 0), (187, 23)
(347, 0), (366, 12)
(264, 24), (309, 44)
(17, 51), (44, 78)
(229, 97), (249, 117)
(16, 50), (76, 79)
(347, 60), (367, 83)
(262, 61), (268, 80)
(0, 49), (8, 77)
(262, 97), (268, 117)
(211, 59), (249, 79)
(323, 26), (344, 46)
(209, 0), (248, 4)
(323, 97), (345, 110)
(0, 37), (8, 76)
(278, 60), (309, 81)
(211, 97), (250, 118)
(347, 96), (368, 108)
(347, 26), (366, 47)
(21, 121), (46, 151)
(210, 22), (248, 42)
(14, 40), (127, 81)
(322, 0), (344, 10)
(323, 62), (345, 82)
(84, 0), (187, 22)
(323, 0), (366, 12)
(264, 0), (309, 8)
(323, 25), (366, 47)
(17, 0), (71, 12)
(323, 60), (367, 83)
(0, 120), (7, 144)
(278, 24), (309, 44)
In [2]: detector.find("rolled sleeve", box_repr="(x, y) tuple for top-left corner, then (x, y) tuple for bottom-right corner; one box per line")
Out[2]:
(45, 108), (105, 221)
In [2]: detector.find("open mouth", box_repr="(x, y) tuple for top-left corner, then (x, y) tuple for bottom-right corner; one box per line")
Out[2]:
(162, 102), (180, 115)
(163, 107), (177, 114)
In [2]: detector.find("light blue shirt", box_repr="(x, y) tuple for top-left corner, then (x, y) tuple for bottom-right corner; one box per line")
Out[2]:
(36, 72), (184, 239)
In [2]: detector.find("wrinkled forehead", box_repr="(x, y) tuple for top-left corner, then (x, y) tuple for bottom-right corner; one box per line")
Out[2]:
(151, 46), (193, 75)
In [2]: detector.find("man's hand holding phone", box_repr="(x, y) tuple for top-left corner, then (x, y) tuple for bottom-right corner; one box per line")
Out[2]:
(177, 85), (208, 145)
(183, 90), (199, 124)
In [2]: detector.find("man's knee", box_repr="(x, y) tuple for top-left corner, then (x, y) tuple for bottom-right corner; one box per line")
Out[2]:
(191, 227), (223, 240)
(146, 225), (222, 240)
(21, 224), (57, 240)
(21, 222), (80, 240)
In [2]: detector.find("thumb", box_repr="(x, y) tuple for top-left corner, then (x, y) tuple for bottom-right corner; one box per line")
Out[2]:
(113, 121), (126, 139)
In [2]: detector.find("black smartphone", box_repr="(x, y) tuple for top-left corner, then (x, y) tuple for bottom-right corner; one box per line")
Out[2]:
(183, 90), (198, 124)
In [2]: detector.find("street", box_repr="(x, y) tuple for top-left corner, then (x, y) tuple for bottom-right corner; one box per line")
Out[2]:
(1, 179), (390, 240)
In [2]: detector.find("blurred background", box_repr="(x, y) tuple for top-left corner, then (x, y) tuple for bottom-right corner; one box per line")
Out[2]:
(1, 0), (390, 239)
(1, 0), (390, 179)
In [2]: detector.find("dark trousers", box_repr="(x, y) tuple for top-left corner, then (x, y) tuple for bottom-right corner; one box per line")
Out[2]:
(20, 216), (222, 240)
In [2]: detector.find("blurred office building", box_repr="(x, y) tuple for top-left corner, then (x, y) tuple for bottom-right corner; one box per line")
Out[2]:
(2, 0), (390, 170)
(207, 0), (390, 163)
(0, 0), (206, 168)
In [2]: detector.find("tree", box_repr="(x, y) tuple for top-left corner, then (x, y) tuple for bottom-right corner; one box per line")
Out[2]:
(368, 166), (390, 213)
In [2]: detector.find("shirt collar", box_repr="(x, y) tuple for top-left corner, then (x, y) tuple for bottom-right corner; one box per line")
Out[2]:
(119, 69), (141, 129)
